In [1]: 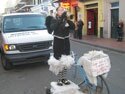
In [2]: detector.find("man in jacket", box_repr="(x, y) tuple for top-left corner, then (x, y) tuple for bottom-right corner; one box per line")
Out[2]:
(77, 19), (84, 39)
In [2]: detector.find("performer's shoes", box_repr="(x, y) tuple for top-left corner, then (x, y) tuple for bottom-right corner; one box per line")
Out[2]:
(62, 79), (70, 85)
(57, 80), (63, 86)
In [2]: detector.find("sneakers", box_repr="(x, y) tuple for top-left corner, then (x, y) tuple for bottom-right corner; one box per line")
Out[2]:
(57, 80), (63, 86)
(62, 79), (70, 85)
(57, 79), (70, 86)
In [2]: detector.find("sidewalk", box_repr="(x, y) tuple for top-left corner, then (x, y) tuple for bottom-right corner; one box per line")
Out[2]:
(70, 35), (125, 53)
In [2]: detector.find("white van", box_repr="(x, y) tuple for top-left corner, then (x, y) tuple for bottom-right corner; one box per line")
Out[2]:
(0, 13), (53, 70)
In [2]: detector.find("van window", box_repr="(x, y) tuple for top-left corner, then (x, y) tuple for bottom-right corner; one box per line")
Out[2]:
(3, 14), (46, 33)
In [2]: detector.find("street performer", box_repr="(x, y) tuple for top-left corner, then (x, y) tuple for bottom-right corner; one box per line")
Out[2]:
(45, 7), (75, 86)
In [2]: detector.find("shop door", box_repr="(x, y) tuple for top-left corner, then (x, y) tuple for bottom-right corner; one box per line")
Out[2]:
(87, 9), (95, 35)
(111, 9), (119, 38)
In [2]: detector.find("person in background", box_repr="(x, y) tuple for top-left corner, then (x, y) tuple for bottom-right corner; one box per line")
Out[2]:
(46, 7), (75, 86)
(69, 14), (75, 37)
(73, 21), (78, 38)
(77, 18), (84, 39)
(117, 20), (124, 41)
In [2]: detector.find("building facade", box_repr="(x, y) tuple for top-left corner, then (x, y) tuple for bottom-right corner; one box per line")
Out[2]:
(103, 0), (125, 39)
(54, 0), (103, 38)
(15, 0), (34, 12)
(76, 0), (103, 38)
(31, 0), (57, 15)
(21, 0), (34, 5)
(33, 0), (51, 5)
(78, 0), (125, 39)
(15, 0), (125, 39)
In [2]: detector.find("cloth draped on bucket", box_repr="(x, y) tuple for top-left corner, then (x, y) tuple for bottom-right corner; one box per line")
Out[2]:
(78, 50), (111, 85)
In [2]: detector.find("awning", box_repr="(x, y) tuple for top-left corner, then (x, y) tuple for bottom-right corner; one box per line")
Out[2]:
(71, 1), (78, 7)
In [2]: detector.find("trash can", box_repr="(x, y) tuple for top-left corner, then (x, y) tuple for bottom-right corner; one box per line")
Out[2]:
(100, 27), (103, 38)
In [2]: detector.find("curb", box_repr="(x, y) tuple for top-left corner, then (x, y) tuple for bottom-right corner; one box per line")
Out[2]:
(70, 38), (125, 53)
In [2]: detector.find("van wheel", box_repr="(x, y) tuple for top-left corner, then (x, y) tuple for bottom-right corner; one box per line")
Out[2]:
(1, 54), (13, 70)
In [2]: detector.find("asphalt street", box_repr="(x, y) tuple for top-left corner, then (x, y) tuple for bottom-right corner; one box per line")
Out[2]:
(0, 40), (125, 94)
(70, 40), (125, 94)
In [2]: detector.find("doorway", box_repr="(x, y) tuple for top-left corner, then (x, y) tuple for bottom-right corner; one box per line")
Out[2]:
(74, 6), (78, 21)
(111, 9), (119, 39)
(87, 9), (98, 35)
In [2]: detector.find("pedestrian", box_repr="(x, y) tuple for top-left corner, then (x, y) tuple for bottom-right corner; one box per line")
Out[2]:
(73, 21), (78, 38)
(46, 7), (75, 86)
(117, 20), (124, 41)
(69, 14), (75, 38)
(77, 19), (84, 39)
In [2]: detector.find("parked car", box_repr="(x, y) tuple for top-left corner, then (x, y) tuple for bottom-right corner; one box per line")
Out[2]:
(0, 13), (53, 70)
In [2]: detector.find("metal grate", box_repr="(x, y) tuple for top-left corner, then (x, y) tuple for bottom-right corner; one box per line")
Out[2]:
(17, 41), (52, 52)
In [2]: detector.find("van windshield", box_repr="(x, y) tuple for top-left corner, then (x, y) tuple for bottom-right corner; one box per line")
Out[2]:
(3, 14), (46, 33)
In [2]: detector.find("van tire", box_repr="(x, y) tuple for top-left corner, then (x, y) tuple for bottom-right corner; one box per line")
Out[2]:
(1, 54), (13, 70)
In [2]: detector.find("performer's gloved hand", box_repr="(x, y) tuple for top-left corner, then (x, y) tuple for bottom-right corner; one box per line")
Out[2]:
(61, 12), (67, 22)
(65, 22), (69, 27)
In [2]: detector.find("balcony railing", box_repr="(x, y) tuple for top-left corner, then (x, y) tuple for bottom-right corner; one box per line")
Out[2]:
(20, 0), (34, 5)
